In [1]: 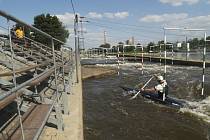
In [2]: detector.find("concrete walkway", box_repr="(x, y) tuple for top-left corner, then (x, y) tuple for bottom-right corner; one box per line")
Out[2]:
(40, 65), (83, 140)
(63, 65), (83, 140)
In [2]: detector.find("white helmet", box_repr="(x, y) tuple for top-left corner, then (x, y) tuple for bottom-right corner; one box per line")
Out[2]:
(157, 75), (164, 81)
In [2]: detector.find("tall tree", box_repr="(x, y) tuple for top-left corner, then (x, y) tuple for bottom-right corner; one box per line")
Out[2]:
(147, 42), (155, 52)
(99, 43), (111, 48)
(33, 14), (69, 50)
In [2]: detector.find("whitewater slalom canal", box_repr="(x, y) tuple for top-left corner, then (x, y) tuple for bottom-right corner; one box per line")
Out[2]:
(83, 63), (210, 140)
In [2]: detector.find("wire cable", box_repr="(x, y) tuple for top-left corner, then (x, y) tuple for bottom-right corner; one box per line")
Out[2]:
(70, 0), (76, 16)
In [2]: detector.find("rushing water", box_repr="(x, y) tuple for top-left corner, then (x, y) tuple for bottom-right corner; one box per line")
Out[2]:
(83, 62), (210, 140)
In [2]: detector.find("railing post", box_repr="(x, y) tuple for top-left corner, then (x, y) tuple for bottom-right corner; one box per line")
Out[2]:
(141, 45), (144, 75)
(122, 44), (125, 64)
(52, 38), (64, 131)
(163, 29), (167, 101)
(117, 44), (120, 75)
(134, 45), (137, 61)
(34, 60), (39, 95)
(185, 36), (188, 61)
(171, 44), (174, 65)
(61, 46), (69, 115)
(52, 38), (59, 100)
(8, 19), (25, 140)
(159, 44), (162, 66)
(201, 32), (207, 96)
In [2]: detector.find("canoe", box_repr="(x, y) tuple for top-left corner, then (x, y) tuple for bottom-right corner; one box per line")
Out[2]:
(121, 86), (185, 109)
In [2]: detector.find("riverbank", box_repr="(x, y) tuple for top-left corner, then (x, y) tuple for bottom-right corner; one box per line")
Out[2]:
(82, 65), (117, 80)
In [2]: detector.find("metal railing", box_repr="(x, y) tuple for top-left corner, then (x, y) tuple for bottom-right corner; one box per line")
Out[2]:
(0, 10), (75, 140)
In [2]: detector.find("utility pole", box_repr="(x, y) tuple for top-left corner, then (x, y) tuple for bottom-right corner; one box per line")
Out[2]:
(80, 20), (84, 52)
(80, 16), (88, 54)
(74, 14), (80, 83)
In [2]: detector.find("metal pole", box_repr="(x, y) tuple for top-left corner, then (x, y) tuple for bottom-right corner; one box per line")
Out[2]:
(68, 48), (71, 61)
(163, 29), (167, 101)
(134, 45), (137, 61)
(23, 27), (27, 59)
(51, 39), (64, 130)
(80, 21), (85, 53)
(61, 47), (65, 91)
(201, 32), (207, 96)
(74, 14), (79, 83)
(123, 44), (125, 64)
(71, 48), (73, 62)
(105, 49), (107, 64)
(51, 38), (59, 101)
(159, 44), (162, 65)
(171, 44), (174, 65)
(117, 45), (120, 75)
(141, 46), (144, 75)
(69, 49), (73, 87)
(34, 61), (38, 95)
(8, 19), (25, 140)
(186, 36), (188, 61)
(149, 46), (151, 62)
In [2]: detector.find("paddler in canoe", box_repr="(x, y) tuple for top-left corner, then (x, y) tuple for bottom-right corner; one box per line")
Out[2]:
(139, 74), (168, 100)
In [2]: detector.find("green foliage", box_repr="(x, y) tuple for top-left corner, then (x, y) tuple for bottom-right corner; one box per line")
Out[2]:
(136, 43), (141, 46)
(99, 43), (111, 48)
(157, 40), (164, 45)
(146, 42), (155, 52)
(125, 46), (135, 52)
(118, 42), (124, 45)
(155, 37), (210, 51)
(33, 14), (69, 50)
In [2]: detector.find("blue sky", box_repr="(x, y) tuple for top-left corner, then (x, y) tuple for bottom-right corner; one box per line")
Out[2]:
(0, 0), (210, 48)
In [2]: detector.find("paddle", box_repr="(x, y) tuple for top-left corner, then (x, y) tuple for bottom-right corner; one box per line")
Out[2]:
(130, 76), (154, 100)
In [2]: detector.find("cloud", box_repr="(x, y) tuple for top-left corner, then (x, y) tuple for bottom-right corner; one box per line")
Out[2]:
(141, 12), (210, 31)
(172, 14), (210, 29)
(159, 0), (200, 6)
(104, 12), (115, 19)
(87, 11), (129, 19)
(56, 12), (75, 27)
(140, 13), (188, 23)
(113, 12), (129, 19)
(87, 12), (103, 19)
(56, 12), (78, 47)
(56, 12), (84, 35)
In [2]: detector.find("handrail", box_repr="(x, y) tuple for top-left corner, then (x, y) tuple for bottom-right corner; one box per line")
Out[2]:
(0, 67), (54, 101)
